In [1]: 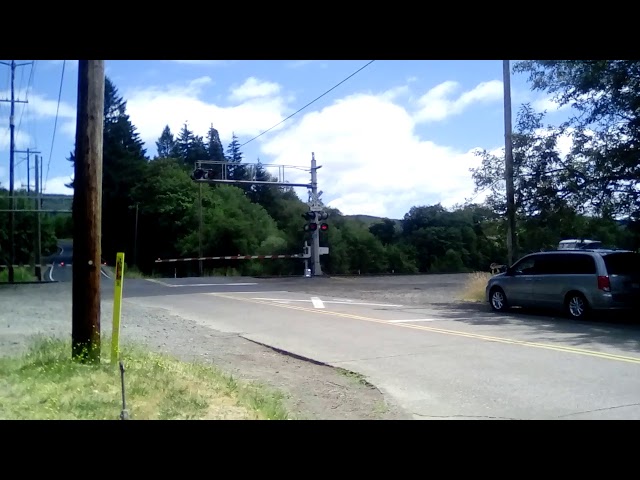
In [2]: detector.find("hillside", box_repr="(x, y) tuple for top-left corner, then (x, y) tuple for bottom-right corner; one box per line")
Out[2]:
(346, 214), (402, 226)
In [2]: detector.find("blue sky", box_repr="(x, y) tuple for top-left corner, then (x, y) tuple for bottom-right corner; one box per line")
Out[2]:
(0, 59), (573, 219)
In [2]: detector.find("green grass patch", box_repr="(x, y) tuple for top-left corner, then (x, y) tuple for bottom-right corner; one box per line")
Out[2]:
(0, 336), (289, 420)
(459, 271), (492, 302)
(336, 367), (372, 387)
(0, 266), (37, 283)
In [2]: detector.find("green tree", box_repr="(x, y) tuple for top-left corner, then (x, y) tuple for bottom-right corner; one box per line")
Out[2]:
(514, 60), (640, 218)
(155, 125), (176, 159)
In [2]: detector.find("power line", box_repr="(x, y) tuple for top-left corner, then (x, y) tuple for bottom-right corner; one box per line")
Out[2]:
(239, 60), (376, 148)
(17, 61), (35, 138)
(15, 62), (37, 169)
(44, 60), (66, 193)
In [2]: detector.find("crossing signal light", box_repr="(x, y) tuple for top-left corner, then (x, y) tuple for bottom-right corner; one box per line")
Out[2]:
(320, 223), (329, 231)
(304, 222), (318, 232)
(317, 212), (329, 221)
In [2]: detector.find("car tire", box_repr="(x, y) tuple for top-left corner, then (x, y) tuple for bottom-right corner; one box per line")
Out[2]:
(565, 292), (590, 320)
(489, 287), (508, 312)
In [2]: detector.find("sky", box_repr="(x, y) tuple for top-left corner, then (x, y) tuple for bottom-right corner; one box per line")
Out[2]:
(0, 59), (573, 219)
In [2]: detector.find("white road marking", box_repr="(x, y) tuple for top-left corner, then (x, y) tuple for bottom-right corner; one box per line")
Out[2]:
(172, 282), (258, 287)
(311, 297), (325, 309)
(100, 268), (111, 279)
(251, 298), (403, 308)
(48, 245), (64, 282)
(387, 318), (441, 323)
(214, 291), (288, 294)
(145, 279), (259, 288)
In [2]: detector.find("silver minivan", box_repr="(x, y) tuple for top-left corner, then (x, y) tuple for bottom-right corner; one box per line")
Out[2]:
(486, 249), (640, 320)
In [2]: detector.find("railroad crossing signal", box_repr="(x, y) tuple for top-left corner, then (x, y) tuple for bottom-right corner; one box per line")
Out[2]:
(317, 211), (329, 232)
(302, 210), (329, 232)
(302, 211), (317, 232)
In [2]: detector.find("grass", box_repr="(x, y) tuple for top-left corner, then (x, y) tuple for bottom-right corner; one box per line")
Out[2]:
(459, 271), (492, 302)
(336, 367), (373, 387)
(0, 336), (289, 420)
(0, 266), (37, 283)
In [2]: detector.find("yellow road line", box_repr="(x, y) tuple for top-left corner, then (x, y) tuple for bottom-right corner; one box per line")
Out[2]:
(210, 293), (640, 365)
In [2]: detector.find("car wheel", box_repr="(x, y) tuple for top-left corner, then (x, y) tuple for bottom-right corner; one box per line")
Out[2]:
(565, 292), (589, 320)
(489, 287), (508, 312)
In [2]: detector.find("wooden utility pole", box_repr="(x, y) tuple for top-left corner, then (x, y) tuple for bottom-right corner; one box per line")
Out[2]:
(34, 154), (42, 281)
(503, 60), (517, 266)
(0, 60), (30, 283)
(72, 60), (105, 363)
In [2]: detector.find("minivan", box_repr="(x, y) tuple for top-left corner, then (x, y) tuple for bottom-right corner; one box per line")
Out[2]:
(485, 249), (640, 320)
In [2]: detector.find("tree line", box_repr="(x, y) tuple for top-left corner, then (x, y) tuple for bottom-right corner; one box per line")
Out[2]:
(2, 60), (639, 278)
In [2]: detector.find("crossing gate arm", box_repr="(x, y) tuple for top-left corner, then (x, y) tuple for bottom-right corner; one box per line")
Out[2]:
(154, 254), (304, 263)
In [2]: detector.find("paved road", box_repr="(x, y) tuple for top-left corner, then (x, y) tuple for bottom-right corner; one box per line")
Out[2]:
(118, 275), (640, 420)
(45, 239), (74, 283)
(45, 240), (114, 284)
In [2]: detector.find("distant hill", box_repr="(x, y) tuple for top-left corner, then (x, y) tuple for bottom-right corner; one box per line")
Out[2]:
(346, 214), (402, 227)
(41, 194), (73, 212)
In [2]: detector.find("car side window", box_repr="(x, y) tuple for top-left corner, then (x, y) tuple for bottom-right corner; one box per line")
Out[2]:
(512, 256), (538, 275)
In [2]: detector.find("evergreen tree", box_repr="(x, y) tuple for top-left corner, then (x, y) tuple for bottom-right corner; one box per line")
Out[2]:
(156, 125), (176, 159)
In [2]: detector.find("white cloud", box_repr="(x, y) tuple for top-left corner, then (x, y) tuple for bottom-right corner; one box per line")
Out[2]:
(261, 89), (488, 218)
(532, 95), (571, 113)
(229, 77), (281, 102)
(0, 127), (31, 150)
(413, 79), (503, 122)
(43, 176), (74, 195)
(27, 93), (76, 120)
(0, 87), (76, 139)
(124, 77), (508, 219)
(124, 77), (291, 147)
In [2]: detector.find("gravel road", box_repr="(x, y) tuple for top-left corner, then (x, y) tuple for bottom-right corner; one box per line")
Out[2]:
(0, 281), (412, 420)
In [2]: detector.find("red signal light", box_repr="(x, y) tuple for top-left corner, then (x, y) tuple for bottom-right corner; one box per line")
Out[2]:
(320, 223), (328, 231)
(309, 222), (318, 231)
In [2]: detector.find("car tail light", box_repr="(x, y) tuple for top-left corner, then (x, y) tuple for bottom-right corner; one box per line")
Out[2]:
(597, 275), (610, 292)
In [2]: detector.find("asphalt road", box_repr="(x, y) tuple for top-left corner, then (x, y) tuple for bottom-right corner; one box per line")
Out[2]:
(45, 240), (113, 284)
(116, 274), (640, 420)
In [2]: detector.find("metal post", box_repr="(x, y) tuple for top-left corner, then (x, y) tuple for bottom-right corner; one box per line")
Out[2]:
(26, 148), (30, 194)
(503, 60), (517, 266)
(310, 153), (322, 276)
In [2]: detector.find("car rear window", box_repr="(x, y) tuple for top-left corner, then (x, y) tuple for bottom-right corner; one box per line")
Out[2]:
(603, 252), (640, 275)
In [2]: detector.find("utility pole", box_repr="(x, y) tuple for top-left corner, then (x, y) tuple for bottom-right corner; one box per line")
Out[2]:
(310, 153), (322, 276)
(0, 60), (31, 283)
(15, 148), (42, 191)
(34, 154), (42, 281)
(72, 60), (105, 363)
(503, 60), (517, 266)
(133, 203), (139, 267)
(198, 183), (203, 276)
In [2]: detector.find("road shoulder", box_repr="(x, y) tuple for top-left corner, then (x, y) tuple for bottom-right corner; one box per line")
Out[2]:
(116, 297), (411, 420)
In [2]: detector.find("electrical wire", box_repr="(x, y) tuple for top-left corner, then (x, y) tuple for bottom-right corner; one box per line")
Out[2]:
(44, 60), (65, 193)
(15, 61), (36, 169)
(239, 60), (376, 148)
(16, 61), (35, 138)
